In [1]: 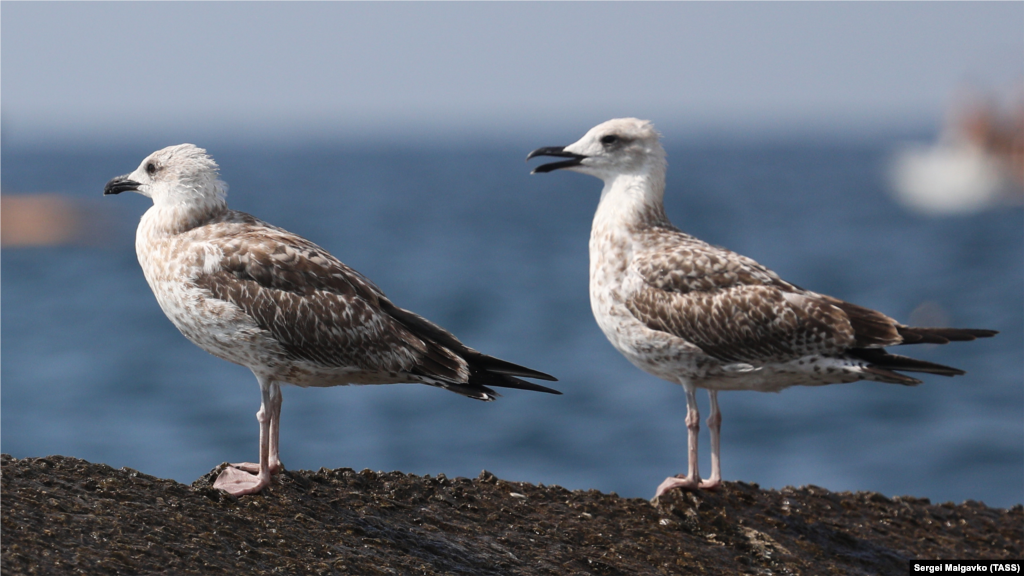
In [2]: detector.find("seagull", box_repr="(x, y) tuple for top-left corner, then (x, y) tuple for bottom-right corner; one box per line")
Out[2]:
(104, 144), (559, 496)
(527, 118), (996, 498)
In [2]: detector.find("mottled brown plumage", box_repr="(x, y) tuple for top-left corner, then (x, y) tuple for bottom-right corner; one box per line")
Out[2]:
(529, 118), (996, 497)
(105, 144), (558, 496)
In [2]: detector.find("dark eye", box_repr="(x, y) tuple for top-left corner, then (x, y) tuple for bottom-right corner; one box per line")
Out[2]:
(145, 162), (157, 175)
(600, 135), (619, 145)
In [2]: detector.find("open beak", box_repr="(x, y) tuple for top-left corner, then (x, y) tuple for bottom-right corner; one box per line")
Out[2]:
(103, 175), (141, 195)
(526, 147), (587, 174)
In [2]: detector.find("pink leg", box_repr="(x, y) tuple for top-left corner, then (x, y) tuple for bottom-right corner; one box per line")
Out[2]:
(267, 384), (283, 474)
(655, 383), (702, 497)
(224, 383), (284, 473)
(700, 390), (722, 489)
(226, 385), (283, 475)
(214, 379), (279, 496)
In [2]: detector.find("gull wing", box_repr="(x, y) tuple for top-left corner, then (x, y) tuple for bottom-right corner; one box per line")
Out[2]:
(623, 227), (901, 364)
(190, 215), (557, 398)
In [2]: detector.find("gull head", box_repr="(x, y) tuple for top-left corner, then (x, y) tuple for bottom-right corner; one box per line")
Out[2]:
(527, 118), (665, 182)
(103, 144), (227, 208)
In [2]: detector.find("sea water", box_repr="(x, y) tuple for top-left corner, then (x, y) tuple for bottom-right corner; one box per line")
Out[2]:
(2, 137), (1021, 507)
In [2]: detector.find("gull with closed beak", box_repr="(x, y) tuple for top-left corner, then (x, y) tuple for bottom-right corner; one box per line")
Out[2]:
(105, 144), (559, 496)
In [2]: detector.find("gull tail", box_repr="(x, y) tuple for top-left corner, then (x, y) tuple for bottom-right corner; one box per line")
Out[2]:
(849, 347), (977, 386)
(897, 326), (998, 345)
(426, 365), (560, 402)
(384, 299), (560, 401)
(470, 353), (557, 382)
(469, 362), (561, 393)
(847, 324), (996, 386)
(453, 353), (560, 399)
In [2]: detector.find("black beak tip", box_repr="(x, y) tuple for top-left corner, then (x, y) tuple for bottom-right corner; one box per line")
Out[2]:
(526, 146), (566, 162)
(103, 176), (140, 196)
(525, 147), (551, 162)
(526, 146), (586, 174)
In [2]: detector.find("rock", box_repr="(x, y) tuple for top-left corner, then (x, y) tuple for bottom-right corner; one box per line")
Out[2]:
(2, 454), (1020, 575)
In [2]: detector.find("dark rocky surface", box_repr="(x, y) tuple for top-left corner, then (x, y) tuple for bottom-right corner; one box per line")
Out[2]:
(2, 454), (1020, 575)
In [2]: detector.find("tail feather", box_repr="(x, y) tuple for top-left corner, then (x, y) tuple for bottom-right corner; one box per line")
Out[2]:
(850, 348), (967, 377)
(383, 299), (560, 397)
(862, 366), (923, 386)
(846, 323), (996, 386)
(439, 382), (501, 401)
(422, 364), (561, 402)
(466, 362), (562, 395)
(471, 353), (557, 381)
(825, 297), (902, 347)
(897, 326), (998, 345)
(482, 373), (561, 394)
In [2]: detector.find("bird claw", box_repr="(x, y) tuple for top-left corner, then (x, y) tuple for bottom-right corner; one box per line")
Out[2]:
(214, 466), (271, 496)
(227, 462), (261, 474)
(699, 477), (722, 490)
(655, 475), (700, 498)
(228, 461), (283, 475)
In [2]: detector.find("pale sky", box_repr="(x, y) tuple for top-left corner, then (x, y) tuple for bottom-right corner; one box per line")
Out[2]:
(2, 2), (1022, 145)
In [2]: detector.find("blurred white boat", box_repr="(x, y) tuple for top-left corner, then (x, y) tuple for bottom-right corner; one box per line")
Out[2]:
(891, 142), (1020, 215)
(890, 98), (1023, 216)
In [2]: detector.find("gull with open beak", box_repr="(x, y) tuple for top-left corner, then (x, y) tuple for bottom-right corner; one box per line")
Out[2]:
(529, 118), (995, 497)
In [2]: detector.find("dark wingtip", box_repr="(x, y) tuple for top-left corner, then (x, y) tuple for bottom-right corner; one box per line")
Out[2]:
(863, 366), (924, 386)
(851, 348), (968, 379)
(493, 376), (562, 395)
(898, 326), (999, 344)
(473, 354), (557, 382)
(494, 366), (558, 382)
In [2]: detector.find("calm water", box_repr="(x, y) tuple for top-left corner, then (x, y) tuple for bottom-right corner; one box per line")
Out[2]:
(3, 137), (1021, 507)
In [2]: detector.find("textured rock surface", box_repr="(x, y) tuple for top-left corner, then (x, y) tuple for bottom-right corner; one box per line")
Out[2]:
(3, 454), (1021, 575)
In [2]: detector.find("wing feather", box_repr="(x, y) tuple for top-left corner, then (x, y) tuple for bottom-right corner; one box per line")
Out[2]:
(192, 220), (452, 377)
(625, 228), (858, 363)
(626, 284), (856, 363)
(620, 226), (995, 374)
(188, 214), (558, 396)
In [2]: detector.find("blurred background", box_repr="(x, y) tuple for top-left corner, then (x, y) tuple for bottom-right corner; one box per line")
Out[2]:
(2, 3), (1021, 507)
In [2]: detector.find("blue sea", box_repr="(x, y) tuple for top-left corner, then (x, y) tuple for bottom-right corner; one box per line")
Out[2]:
(3, 135), (1021, 508)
